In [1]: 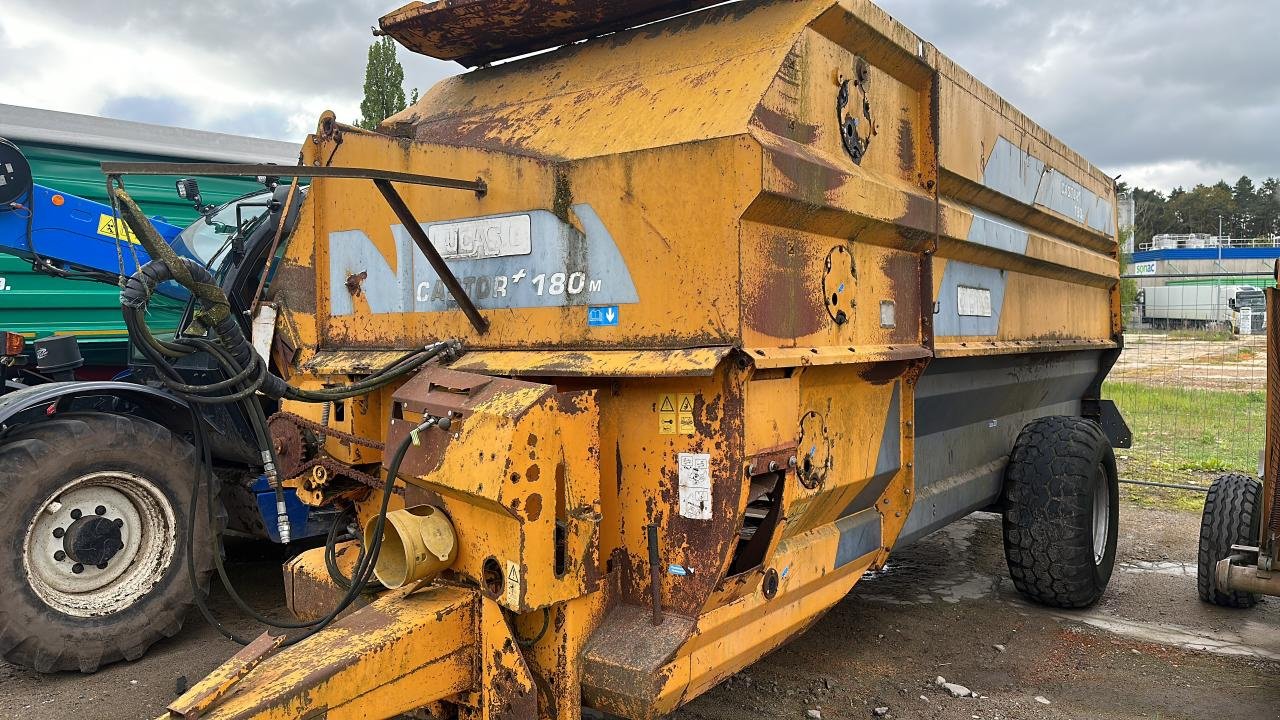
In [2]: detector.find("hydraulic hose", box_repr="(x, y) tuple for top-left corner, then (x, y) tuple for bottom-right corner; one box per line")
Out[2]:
(108, 180), (463, 645)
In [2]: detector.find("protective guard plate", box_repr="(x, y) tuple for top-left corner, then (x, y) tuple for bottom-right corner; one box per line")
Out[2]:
(379, 0), (725, 66)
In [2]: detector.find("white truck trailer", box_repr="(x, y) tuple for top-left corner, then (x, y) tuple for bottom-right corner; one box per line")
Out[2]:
(1141, 284), (1267, 334)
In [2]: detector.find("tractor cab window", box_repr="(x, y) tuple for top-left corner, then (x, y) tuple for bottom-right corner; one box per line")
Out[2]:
(175, 191), (274, 265)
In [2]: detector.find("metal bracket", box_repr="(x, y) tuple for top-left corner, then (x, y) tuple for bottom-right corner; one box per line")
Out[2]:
(836, 57), (874, 165)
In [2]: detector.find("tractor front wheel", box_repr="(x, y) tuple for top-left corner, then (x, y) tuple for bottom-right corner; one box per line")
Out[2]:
(0, 413), (216, 672)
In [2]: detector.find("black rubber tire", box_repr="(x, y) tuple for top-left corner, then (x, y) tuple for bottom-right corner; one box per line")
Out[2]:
(1197, 473), (1262, 608)
(1002, 416), (1119, 608)
(0, 412), (216, 673)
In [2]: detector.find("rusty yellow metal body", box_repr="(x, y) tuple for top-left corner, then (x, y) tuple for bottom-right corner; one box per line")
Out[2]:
(170, 1), (1121, 718)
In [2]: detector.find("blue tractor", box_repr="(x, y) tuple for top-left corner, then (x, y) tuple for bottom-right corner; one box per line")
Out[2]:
(0, 137), (331, 673)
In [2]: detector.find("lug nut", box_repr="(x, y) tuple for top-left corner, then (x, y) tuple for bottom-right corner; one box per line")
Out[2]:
(95, 505), (106, 516)
(96, 562), (108, 570)
(71, 563), (84, 574)
(54, 550), (66, 561)
(114, 519), (124, 527)
(70, 508), (82, 520)
(52, 527), (65, 539)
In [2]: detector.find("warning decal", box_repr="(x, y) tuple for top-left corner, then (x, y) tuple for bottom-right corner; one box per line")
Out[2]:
(658, 394), (677, 435)
(96, 214), (140, 244)
(678, 394), (695, 435)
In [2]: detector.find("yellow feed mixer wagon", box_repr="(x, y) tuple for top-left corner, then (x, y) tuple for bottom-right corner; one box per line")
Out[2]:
(117, 1), (1130, 718)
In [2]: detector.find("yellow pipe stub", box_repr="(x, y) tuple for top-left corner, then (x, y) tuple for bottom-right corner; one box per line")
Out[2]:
(366, 505), (458, 589)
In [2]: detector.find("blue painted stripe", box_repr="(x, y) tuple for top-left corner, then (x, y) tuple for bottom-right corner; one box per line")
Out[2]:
(1133, 247), (1280, 262)
(834, 510), (882, 569)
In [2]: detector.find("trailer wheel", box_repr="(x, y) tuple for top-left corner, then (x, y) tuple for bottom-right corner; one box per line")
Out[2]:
(1197, 473), (1262, 608)
(1001, 416), (1118, 608)
(0, 413), (216, 672)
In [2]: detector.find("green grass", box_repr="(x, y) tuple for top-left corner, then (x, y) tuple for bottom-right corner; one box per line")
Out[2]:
(1104, 381), (1264, 511)
(1166, 328), (1235, 342)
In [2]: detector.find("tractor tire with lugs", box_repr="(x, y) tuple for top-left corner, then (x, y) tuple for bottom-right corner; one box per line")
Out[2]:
(1197, 473), (1262, 609)
(0, 412), (216, 673)
(1002, 415), (1119, 608)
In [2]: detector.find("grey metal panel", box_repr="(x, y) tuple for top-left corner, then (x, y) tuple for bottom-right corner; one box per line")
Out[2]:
(0, 104), (300, 165)
(967, 208), (1030, 255)
(834, 510), (882, 569)
(330, 203), (638, 316)
(981, 136), (1044, 205)
(898, 350), (1102, 546)
(933, 260), (1006, 337)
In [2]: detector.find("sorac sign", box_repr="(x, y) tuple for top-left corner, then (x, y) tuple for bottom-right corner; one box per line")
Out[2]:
(328, 205), (639, 316)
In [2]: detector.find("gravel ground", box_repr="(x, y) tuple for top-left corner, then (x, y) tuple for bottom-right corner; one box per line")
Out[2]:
(2, 504), (1277, 720)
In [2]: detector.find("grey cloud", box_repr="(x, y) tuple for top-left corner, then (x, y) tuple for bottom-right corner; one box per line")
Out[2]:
(878, 0), (1279, 189)
(99, 95), (197, 127)
(12, 1), (1272, 191)
(38, 1), (455, 100)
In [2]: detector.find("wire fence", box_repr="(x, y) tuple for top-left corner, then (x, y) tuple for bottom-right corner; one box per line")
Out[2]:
(1106, 272), (1268, 498)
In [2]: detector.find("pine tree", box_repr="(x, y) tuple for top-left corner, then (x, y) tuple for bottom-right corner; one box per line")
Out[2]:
(358, 37), (407, 130)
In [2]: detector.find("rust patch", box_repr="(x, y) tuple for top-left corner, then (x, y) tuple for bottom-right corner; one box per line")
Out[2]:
(268, 261), (317, 315)
(859, 360), (910, 385)
(897, 117), (916, 176)
(744, 233), (825, 339)
(525, 493), (543, 522)
(526, 464), (541, 484)
(345, 271), (368, 297)
(879, 252), (923, 344)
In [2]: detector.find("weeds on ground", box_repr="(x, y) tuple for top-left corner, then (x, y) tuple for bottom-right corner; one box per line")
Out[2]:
(1104, 381), (1263, 511)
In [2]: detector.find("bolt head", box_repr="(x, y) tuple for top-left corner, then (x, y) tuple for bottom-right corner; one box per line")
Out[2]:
(114, 518), (124, 528)
(52, 527), (65, 539)
(71, 563), (84, 574)
(788, 456), (798, 467)
(95, 505), (107, 516)
(768, 461), (779, 472)
(70, 508), (82, 520)
(54, 550), (66, 562)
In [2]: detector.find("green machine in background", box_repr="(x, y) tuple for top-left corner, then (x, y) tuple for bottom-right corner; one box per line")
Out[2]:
(0, 105), (299, 372)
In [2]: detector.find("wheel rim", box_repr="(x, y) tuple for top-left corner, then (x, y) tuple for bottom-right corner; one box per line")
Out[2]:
(1092, 462), (1110, 565)
(22, 471), (177, 617)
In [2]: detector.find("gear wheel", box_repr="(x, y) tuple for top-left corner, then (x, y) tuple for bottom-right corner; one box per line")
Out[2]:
(268, 413), (313, 480)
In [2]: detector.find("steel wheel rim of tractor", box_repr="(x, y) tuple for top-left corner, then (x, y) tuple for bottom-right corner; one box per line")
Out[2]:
(1092, 462), (1110, 566)
(22, 471), (177, 617)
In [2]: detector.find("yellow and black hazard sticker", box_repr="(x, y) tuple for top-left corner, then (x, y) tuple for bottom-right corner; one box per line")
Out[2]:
(659, 393), (698, 435)
(659, 393), (677, 435)
(678, 394), (695, 434)
(96, 214), (141, 244)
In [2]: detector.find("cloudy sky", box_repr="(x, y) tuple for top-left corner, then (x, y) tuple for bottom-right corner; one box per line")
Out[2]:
(1, 1), (1272, 192)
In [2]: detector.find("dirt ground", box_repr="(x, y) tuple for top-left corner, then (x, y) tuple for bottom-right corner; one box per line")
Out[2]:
(1112, 330), (1267, 391)
(2, 504), (1277, 720)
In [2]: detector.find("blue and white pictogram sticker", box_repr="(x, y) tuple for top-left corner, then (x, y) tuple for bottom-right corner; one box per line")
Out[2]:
(588, 305), (619, 327)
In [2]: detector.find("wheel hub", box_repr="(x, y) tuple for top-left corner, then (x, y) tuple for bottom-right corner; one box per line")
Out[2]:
(63, 514), (125, 567)
(22, 471), (177, 617)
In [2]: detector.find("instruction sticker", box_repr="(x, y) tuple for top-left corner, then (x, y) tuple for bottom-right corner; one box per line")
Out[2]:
(678, 452), (712, 520)
(588, 305), (619, 327)
(658, 394), (677, 435)
(96, 214), (140, 244)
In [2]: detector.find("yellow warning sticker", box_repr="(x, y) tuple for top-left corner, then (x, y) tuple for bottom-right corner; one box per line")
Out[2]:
(659, 393), (677, 435)
(96, 214), (141, 244)
(678, 394), (696, 435)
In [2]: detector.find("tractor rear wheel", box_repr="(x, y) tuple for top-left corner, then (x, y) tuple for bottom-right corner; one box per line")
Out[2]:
(1001, 416), (1119, 608)
(0, 412), (216, 672)
(1197, 473), (1262, 609)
